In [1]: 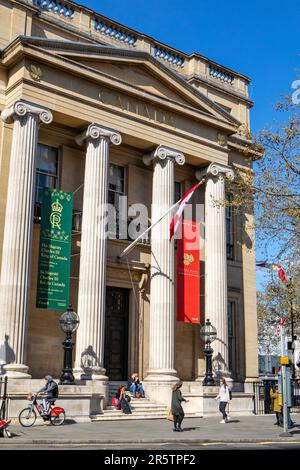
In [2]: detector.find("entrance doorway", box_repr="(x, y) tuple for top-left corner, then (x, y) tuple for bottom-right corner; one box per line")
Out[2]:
(104, 287), (129, 380)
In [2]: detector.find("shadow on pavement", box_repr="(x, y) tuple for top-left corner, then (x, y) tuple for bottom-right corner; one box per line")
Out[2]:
(180, 427), (200, 431)
(63, 419), (77, 425)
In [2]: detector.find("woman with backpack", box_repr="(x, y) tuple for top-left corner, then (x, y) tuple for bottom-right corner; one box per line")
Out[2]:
(216, 377), (231, 423)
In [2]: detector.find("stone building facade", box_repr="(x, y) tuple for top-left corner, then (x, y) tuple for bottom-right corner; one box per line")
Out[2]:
(0, 0), (258, 416)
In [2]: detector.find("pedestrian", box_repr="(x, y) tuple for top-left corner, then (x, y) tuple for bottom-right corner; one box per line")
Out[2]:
(216, 377), (231, 423)
(270, 384), (283, 426)
(171, 381), (188, 432)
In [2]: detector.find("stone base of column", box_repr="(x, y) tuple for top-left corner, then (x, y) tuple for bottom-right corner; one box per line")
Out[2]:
(73, 367), (108, 382)
(195, 375), (205, 382)
(144, 369), (178, 383)
(143, 380), (178, 406)
(214, 369), (232, 381)
(3, 363), (31, 379)
(195, 372), (233, 386)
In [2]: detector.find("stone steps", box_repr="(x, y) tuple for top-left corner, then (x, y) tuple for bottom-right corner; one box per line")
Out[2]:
(91, 412), (168, 421)
(98, 381), (203, 421)
(94, 398), (169, 421)
(97, 382), (170, 421)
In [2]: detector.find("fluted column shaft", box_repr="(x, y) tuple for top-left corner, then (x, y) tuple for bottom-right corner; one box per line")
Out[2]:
(197, 163), (234, 377)
(144, 145), (185, 381)
(0, 101), (53, 377)
(74, 124), (121, 380)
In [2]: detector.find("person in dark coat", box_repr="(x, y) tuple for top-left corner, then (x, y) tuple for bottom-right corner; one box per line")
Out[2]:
(171, 381), (188, 432)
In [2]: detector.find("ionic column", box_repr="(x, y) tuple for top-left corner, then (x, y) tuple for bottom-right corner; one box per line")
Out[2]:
(74, 124), (121, 380)
(196, 163), (234, 377)
(0, 100), (53, 378)
(143, 145), (185, 382)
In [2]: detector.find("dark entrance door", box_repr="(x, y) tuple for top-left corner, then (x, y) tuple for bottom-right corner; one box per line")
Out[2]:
(104, 287), (129, 381)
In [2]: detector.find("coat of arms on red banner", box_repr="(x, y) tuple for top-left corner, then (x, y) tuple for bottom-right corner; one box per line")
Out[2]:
(176, 219), (200, 323)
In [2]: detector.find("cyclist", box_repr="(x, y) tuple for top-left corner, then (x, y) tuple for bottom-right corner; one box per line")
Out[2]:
(37, 375), (59, 415)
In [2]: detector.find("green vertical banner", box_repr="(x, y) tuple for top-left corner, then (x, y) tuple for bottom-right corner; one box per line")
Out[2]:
(36, 189), (73, 310)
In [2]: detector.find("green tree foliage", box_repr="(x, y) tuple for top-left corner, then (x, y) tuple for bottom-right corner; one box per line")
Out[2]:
(229, 99), (300, 261)
(257, 270), (300, 353)
(228, 99), (300, 353)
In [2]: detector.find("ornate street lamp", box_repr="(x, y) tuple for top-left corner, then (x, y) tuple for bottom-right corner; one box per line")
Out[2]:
(59, 304), (80, 384)
(200, 318), (217, 386)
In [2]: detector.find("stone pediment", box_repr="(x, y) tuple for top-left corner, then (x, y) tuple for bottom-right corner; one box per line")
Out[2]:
(61, 51), (239, 127)
(2, 37), (240, 131)
(74, 60), (191, 106)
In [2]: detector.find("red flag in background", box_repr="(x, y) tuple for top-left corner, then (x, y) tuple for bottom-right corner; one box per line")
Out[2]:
(177, 219), (200, 323)
(256, 263), (289, 285)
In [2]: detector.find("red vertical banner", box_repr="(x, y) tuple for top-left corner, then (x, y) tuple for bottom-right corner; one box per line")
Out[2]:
(176, 219), (200, 323)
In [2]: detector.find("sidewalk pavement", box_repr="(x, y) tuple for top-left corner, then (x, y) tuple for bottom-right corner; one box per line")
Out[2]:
(1, 415), (300, 446)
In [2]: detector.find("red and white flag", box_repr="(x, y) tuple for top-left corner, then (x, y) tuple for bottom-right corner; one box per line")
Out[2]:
(256, 262), (289, 285)
(169, 180), (204, 242)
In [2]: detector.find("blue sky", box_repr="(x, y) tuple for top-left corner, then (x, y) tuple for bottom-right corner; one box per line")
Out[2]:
(80, 0), (300, 132)
(78, 0), (299, 289)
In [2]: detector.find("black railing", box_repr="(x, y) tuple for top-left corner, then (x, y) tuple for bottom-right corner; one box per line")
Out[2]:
(253, 379), (300, 415)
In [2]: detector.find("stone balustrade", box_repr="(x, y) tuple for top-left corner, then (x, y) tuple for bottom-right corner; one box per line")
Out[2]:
(29, 0), (249, 94)
(94, 18), (137, 47)
(208, 64), (235, 85)
(153, 46), (185, 68)
(32, 0), (74, 19)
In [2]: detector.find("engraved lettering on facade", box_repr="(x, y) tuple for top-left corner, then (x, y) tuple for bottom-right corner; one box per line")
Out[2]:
(98, 88), (176, 128)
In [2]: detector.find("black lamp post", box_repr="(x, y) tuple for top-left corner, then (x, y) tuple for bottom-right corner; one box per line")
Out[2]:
(59, 304), (80, 384)
(200, 318), (217, 386)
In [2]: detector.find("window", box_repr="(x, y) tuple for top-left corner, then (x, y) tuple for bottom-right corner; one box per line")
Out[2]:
(35, 144), (59, 220)
(108, 164), (125, 238)
(226, 194), (234, 259)
(175, 181), (182, 203)
(227, 301), (236, 373)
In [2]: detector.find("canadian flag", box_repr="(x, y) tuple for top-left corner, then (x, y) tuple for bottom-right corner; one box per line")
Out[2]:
(169, 181), (204, 241)
(256, 262), (289, 285)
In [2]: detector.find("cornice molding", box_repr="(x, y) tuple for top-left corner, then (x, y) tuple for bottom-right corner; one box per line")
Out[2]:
(188, 74), (254, 107)
(0, 36), (240, 129)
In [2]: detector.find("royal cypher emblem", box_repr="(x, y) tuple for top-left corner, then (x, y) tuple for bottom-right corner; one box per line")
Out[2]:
(183, 253), (194, 266)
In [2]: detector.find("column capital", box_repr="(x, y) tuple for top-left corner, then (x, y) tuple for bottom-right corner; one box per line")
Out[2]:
(1, 100), (53, 125)
(143, 144), (185, 166)
(76, 123), (122, 146)
(195, 162), (235, 182)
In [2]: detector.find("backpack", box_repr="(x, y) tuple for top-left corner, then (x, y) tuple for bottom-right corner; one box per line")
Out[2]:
(52, 382), (59, 398)
(229, 389), (232, 400)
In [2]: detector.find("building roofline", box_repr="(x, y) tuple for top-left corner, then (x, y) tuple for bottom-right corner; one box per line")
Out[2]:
(16, 0), (251, 83)
(1, 36), (241, 130)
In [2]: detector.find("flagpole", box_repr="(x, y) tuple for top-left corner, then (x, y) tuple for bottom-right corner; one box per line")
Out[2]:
(118, 177), (206, 259)
(118, 199), (181, 259)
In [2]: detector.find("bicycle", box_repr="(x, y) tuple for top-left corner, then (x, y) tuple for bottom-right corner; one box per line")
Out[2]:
(18, 393), (65, 427)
